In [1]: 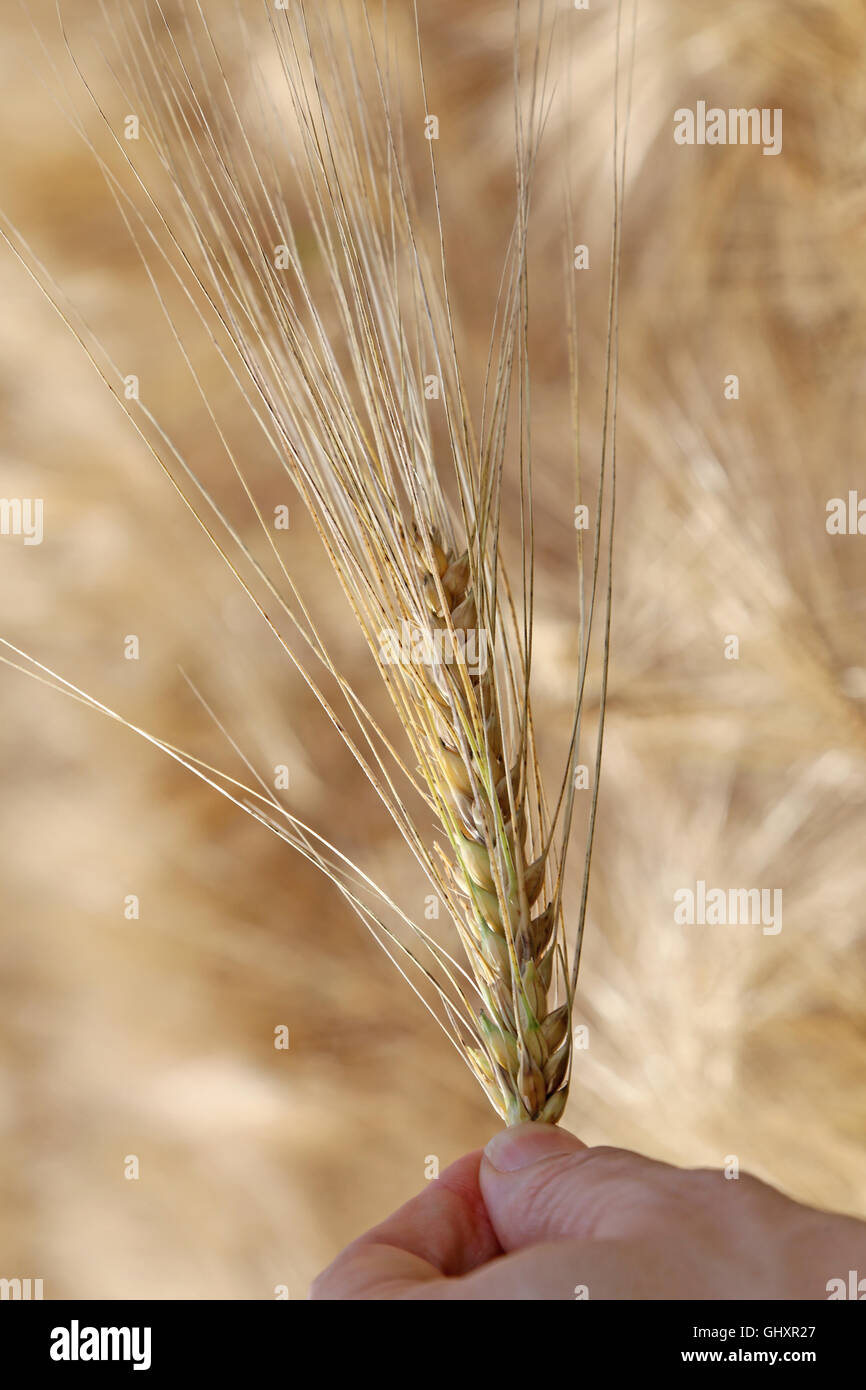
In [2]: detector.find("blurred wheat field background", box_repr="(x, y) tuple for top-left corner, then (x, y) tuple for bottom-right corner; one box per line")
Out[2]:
(1, 0), (865, 1298)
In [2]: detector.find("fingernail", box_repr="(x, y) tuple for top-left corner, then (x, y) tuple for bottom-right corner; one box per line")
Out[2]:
(484, 1123), (585, 1172)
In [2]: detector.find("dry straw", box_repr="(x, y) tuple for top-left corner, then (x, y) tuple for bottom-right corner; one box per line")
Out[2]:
(1, 0), (632, 1123)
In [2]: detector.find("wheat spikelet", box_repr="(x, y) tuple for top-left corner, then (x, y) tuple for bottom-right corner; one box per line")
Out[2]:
(0, 0), (631, 1124)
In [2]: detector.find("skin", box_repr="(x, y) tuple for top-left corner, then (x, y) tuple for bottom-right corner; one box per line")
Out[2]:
(310, 1124), (866, 1300)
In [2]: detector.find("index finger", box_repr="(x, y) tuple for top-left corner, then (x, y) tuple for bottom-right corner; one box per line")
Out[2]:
(310, 1150), (502, 1299)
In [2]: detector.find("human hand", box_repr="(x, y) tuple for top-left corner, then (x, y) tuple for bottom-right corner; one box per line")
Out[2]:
(311, 1124), (866, 1299)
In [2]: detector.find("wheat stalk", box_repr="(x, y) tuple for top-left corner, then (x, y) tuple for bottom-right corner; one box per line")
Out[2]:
(0, 0), (632, 1124)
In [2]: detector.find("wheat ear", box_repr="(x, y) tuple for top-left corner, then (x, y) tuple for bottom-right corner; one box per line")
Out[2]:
(0, 0), (632, 1124)
(402, 525), (567, 1123)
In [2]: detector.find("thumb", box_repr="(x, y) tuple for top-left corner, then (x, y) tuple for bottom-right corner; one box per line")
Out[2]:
(480, 1123), (647, 1251)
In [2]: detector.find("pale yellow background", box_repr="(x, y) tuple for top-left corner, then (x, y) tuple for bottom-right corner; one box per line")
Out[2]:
(0, 0), (864, 1297)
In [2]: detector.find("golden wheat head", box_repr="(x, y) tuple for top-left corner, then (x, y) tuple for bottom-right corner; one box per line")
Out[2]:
(0, 0), (629, 1123)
